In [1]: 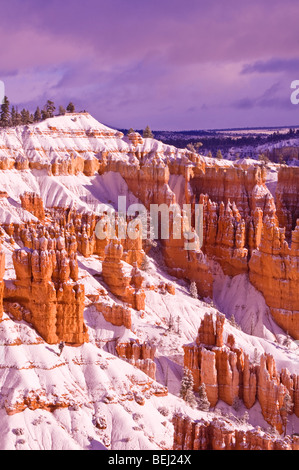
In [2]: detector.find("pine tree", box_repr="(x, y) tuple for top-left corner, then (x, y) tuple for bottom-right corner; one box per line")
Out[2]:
(232, 396), (242, 411)
(11, 106), (17, 127)
(58, 105), (66, 116)
(168, 314), (175, 332)
(280, 391), (293, 436)
(180, 368), (197, 408)
(197, 383), (210, 411)
(176, 316), (181, 335)
(187, 143), (196, 152)
(14, 108), (22, 126)
(44, 100), (56, 118)
(127, 128), (134, 135)
(207, 150), (213, 158)
(66, 102), (75, 113)
(253, 348), (260, 365)
(0, 96), (11, 127)
(143, 125), (154, 139)
(240, 411), (249, 424)
(216, 149), (223, 159)
(20, 108), (31, 125)
(34, 106), (42, 122)
(189, 281), (198, 299)
(140, 255), (150, 271)
(194, 141), (203, 151)
(41, 108), (49, 120)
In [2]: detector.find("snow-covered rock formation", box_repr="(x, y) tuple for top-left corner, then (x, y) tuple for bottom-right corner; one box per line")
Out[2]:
(0, 113), (297, 450)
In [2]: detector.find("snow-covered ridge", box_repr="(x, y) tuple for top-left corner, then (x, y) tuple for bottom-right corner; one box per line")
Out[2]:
(0, 113), (188, 168)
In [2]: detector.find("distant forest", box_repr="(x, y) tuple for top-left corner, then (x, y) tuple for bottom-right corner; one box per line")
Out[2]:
(148, 128), (299, 156)
(119, 126), (299, 162)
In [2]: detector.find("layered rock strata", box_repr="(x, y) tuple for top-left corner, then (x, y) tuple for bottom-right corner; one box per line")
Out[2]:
(276, 166), (299, 239)
(116, 339), (156, 379)
(183, 312), (299, 433)
(4, 232), (88, 344)
(249, 216), (299, 339)
(20, 192), (45, 221)
(189, 164), (275, 219)
(102, 239), (146, 311)
(173, 415), (299, 450)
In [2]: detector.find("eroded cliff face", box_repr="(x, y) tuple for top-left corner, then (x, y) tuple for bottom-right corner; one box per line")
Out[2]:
(183, 312), (299, 433)
(4, 229), (88, 345)
(249, 216), (299, 339)
(276, 166), (299, 239)
(173, 415), (299, 450)
(116, 339), (156, 380)
(189, 164), (275, 218)
(20, 192), (45, 221)
(102, 239), (146, 311)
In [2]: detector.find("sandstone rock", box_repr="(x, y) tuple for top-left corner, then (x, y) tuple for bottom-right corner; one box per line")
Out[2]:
(95, 299), (132, 329)
(6, 232), (88, 345)
(102, 239), (145, 311)
(116, 340), (156, 379)
(249, 216), (299, 339)
(20, 192), (45, 221)
(276, 166), (299, 239)
(183, 314), (298, 432)
(189, 164), (275, 218)
(173, 415), (299, 450)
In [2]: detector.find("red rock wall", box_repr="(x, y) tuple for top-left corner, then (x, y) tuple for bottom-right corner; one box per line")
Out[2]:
(249, 216), (299, 339)
(172, 415), (299, 450)
(20, 192), (45, 221)
(102, 239), (146, 311)
(116, 340), (156, 379)
(183, 312), (299, 433)
(5, 233), (88, 345)
(189, 165), (275, 219)
(276, 166), (299, 238)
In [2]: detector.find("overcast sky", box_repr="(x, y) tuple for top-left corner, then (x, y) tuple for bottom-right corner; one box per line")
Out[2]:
(1, 0), (299, 130)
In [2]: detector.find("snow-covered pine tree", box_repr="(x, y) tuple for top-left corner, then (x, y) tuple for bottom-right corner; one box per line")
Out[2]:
(280, 391), (293, 436)
(179, 368), (197, 408)
(140, 255), (150, 271)
(167, 314), (175, 332)
(197, 383), (210, 411)
(189, 281), (198, 299)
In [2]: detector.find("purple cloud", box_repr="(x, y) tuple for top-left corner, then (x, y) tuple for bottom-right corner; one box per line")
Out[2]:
(242, 58), (299, 75)
(1, 0), (299, 129)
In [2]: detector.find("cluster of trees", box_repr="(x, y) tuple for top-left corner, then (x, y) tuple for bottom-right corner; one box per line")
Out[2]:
(0, 97), (76, 128)
(180, 367), (210, 411)
(126, 125), (154, 139)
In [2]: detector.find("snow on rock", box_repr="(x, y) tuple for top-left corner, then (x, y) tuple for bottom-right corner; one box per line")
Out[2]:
(0, 113), (297, 449)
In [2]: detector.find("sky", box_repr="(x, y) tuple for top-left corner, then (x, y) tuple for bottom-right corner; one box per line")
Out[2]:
(1, 0), (299, 130)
